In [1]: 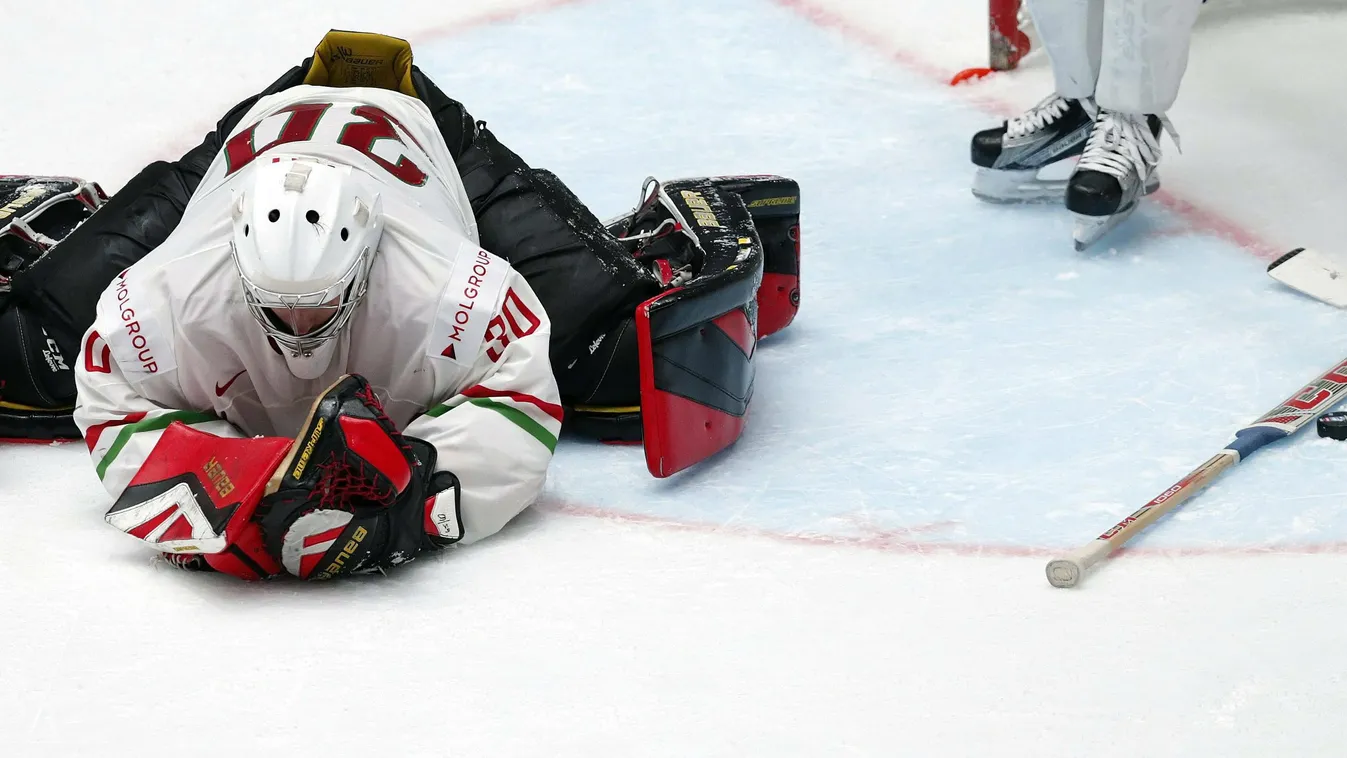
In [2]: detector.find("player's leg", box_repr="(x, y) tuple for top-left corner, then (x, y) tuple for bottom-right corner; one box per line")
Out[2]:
(1067, 0), (1202, 249)
(0, 177), (108, 439)
(970, 0), (1104, 203)
(1094, 0), (1201, 117)
(0, 164), (213, 440)
(619, 177), (802, 475)
(1029, 0), (1104, 101)
(409, 69), (802, 475)
(408, 69), (662, 402)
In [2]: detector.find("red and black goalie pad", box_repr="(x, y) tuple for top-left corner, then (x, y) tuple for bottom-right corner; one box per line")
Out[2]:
(634, 179), (762, 477)
(103, 422), (294, 579)
(563, 176), (799, 451)
(258, 374), (429, 579)
(704, 176), (800, 339)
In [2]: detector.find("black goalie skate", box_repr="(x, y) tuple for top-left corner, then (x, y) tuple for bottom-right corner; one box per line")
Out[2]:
(1066, 110), (1168, 251)
(971, 94), (1095, 203)
(0, 176), (106, 291)
(610, 176), (705, 288)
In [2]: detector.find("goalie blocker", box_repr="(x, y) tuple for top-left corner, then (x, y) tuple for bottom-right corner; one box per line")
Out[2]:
(566, 176), (801, 477)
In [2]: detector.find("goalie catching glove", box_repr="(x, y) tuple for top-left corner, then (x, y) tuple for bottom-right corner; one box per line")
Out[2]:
(103, 374), (458, 580)
(258, 374), (454, 579)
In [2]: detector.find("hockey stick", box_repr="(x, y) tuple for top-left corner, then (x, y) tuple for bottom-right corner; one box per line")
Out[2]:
(1267, 247), (1347, 309)
(1046, 355), (1347, 588)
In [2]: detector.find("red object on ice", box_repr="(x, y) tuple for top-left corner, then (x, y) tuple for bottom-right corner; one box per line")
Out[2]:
(950, 0), (1031, 85)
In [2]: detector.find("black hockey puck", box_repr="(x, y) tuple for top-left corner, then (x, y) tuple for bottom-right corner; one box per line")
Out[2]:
(1317, 411), (1347, 440)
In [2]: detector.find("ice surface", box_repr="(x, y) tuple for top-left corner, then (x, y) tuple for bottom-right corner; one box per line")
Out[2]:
(5, 1), (1347, 755)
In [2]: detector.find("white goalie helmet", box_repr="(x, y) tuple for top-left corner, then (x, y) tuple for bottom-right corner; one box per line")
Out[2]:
(229, 155), (384, 372)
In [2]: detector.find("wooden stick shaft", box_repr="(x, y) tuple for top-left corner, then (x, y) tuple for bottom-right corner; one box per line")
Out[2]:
(1045, 453), (1235, 587)
(1047, 354), (1347, 588)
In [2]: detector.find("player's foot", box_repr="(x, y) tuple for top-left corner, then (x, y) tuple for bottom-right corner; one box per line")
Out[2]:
(971, 93), (1095, 203)
(613, 176), (704, 287)
(1067, 109), (1168, 251)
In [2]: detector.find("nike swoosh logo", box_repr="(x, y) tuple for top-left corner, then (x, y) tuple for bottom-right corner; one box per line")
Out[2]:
(215, 370), (247, 397)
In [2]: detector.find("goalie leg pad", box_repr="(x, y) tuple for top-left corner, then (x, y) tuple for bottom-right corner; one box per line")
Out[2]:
(453, 124), (660, 393)
(0, 405), (78, 441)
(561, 314), (644, 443)
(564, 179), (768, 470)
(634, 179), (763, 477)
(0, 305), (78, 409)
(706, 176), (801, 339)
(0, 175), (108, 439)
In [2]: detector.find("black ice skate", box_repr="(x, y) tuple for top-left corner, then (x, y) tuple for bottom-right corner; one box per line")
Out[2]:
(971, 94), (1095, 203)
(611, 176), (705, 288)
(1066, 110), (1169, 251)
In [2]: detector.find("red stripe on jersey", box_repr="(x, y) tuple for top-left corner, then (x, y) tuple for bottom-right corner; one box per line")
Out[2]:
(461, 385), (564, 423)
(85, 412), (149, 452)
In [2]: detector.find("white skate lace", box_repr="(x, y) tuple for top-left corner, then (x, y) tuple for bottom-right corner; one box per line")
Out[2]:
(1006, 94), (1071, 139)
(1076, 110), (1179, 182)
(614, 175), (703, 287)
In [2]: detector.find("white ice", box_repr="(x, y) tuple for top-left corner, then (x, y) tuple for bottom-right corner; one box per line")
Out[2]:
(5, 1), (1347, 755)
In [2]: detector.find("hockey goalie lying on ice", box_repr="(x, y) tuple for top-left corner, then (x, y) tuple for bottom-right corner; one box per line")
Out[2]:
(0, 31), (802, 580)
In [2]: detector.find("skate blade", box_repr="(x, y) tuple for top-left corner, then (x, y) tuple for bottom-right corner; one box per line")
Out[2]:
(1073, 204), (1139, 251)
(972, 167), (1067, 204)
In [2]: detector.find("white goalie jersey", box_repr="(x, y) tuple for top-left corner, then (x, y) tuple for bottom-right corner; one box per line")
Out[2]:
(73, 85), (561, 546)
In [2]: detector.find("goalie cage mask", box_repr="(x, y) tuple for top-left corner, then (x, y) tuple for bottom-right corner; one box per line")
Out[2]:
(229, 155), (384, 358)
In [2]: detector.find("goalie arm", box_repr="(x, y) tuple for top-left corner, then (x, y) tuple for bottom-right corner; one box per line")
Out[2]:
(73, 324), (243, 500)
(404, 270), (562, 546)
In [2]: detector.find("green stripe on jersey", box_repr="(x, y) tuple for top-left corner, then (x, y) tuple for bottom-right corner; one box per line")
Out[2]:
(95, 411), (220, 480)
(422, 398), (557, 453)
